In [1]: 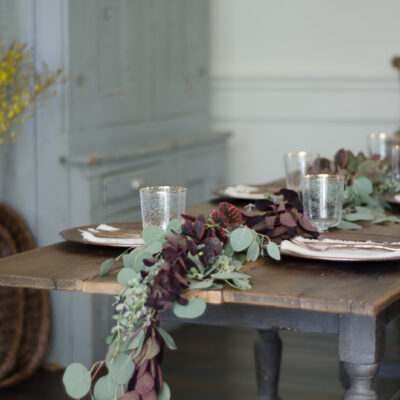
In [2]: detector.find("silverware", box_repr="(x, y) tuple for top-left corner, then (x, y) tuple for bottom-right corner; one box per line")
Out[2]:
(291, 238), (400, 252)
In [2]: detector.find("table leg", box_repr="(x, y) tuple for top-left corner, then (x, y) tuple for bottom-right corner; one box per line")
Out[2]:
(338, 315), (385, 400)
(254, 329), (282, 400)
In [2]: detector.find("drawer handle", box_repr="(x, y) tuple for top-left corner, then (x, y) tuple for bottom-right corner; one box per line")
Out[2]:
(130, 179), (144, 190)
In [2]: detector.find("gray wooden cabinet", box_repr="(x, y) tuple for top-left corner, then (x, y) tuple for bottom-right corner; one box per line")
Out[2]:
(0, 0), (228, 366)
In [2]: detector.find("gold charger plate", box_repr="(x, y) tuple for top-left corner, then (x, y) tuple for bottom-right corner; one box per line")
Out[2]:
(60, 222), (143, 248)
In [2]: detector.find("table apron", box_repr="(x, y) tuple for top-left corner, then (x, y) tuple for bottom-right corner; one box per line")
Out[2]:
(163, 303), (340, 335)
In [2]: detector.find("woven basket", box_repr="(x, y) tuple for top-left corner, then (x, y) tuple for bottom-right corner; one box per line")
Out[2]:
(0, 203), (51, 388)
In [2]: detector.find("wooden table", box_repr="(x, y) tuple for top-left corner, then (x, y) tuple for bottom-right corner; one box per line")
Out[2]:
(1, 202), (400, 400)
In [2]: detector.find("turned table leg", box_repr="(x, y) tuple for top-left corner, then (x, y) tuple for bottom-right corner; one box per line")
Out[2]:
(254, 329), (282, 400)
(339, 315), (384, 400)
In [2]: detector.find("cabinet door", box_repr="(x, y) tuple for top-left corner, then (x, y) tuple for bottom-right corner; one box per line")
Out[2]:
(68, 0), (149, 133)
(153, 0), (209, 120)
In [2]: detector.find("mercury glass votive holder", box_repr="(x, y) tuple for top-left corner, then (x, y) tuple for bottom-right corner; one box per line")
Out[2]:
(392, 145), (400, 181)
(301, 174), (345, 233)
(283, 151), (320, 192)
(140, 186), (187, 230)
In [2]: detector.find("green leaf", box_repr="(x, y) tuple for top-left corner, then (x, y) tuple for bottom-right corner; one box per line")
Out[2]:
(133, 250), (152, 273)
(142, 225), (165, 245)
(122, 251), (136, 269)
(157, 327), (178, 350)
(336, 220), (362, 230)
(62, 363), (92, 399)
(223, 242), (234, 257)
(233, 278), (251, 290)
(173, 297), (207, 319)
(128, 330), (145, 351)
(188, 279), (214, 290)
(145, 241), (163, 255)
(246, 240), (260, 261)
(211, 271), (251, 280)
(100, 258), (116, 277)
(267, 241), (281, 261)
(158, 382), (171, 400)
(344, 211), (374, 222)
(166, 218), (183, 236)
(93, 375), (122, 400)
(109, 353), (135, 385)
(353, 177), (373, 196)
(117, 268), (139, 286)
(358, 160), (378, 172)
(230, 228), (254, 252)
(144, 336), (160, 360)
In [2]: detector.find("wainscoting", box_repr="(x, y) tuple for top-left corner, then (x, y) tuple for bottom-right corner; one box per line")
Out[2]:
(211, 76), (400, 184)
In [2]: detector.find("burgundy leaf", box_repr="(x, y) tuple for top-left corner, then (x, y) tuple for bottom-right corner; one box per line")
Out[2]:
(181, 213), (196, 222)
(279, 212), (297, 227)
(163, 247), (178, 263)
(120, 391), (141, 400)
(135, 372), (155, 395)
(142, 391), (158, 400)
(193, 220), (205, 241)
(254, 199), (274, 211)
(265, 215), (276, 230)
(335, 149), (348, 169)
(203, 237), (223, 255)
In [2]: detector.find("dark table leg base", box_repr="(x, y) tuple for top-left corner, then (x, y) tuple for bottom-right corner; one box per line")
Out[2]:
(254, 329), (282, 400)
(342, 362), (379, 400)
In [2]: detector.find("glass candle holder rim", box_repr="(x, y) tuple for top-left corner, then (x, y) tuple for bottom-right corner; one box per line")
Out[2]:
(283, 151), (320, 159)
(140, 186), (188, 194)
(302, 174), (345, 182)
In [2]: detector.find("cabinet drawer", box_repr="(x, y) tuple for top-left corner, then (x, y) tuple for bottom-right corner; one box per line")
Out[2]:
(102, 164), (164, 204)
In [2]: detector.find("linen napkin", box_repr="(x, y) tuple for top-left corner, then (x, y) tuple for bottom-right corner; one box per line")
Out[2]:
(280, 236), (400, 261)
(79, 224), (144, 247)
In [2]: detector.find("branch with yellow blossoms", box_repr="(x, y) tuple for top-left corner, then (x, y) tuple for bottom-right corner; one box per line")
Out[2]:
(0, 42), (63, 148)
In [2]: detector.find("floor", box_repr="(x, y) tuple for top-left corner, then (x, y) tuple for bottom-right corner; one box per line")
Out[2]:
(1, 323), (400, 400)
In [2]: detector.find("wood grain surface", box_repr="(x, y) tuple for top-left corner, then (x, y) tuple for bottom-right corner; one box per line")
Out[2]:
(1, 201), (400, 317)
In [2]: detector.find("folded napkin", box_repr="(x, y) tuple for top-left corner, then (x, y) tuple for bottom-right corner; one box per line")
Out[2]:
(223, 184), (265, 199)
(80, 224), (144, 247)
(280, 236), (400, 261)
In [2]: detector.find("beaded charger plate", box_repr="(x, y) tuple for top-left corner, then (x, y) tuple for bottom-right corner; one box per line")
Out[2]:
(60, 222), (144, 248)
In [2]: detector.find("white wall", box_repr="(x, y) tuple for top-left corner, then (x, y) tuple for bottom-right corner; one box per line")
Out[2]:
(210, 0), (400, 184)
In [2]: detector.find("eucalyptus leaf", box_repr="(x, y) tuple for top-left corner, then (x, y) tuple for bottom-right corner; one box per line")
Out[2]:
(117, 268), (139, 286)
(233, 278), (251, 290)
(100, 258), (116, 277)
(62, 363), (92, 399)
(267, 241), (281, 261)
(128, 330), (145, 351)
(353, 177), (373, 196)
(336, 220), (362, 230)
(166, 218), (183, 236)
(142, 225), (165, 245)
(343, 211), (374, 222)
(93, 375), (122, 400)
(211, 271), (251, 280)
(157, 327), (178, 350)
(158, 382), (171, 400)
(246, 240), (260, 261)
(188, 279), (214, 290)
(230, 228), (254, 252)
(109, 353), (135, 385)
(145, 241), (163, 255)
(133, 251), (152, 273)
(122, 252), (136, 269)
(173, 297), (206, 319)
(223, 242), (234, 257)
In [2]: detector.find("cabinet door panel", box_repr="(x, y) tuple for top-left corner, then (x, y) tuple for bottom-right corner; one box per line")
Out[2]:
(153, 0), (208, 120)
(69, 0), (149, 132)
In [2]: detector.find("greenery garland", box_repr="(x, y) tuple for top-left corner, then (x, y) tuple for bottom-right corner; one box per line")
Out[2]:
(62, 198), (313, 400)
(316, 149), (400, 229)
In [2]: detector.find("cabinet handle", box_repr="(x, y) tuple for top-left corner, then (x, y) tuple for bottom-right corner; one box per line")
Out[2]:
(130, 179), (144, 190)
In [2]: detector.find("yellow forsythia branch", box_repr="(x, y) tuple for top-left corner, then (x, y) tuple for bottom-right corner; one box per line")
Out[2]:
(0, 41), (63, 148)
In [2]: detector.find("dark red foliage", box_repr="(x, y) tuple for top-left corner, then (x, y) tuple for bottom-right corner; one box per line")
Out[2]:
(242, 189), (318, 242)
(211, 210), (229, 227)
(218, 202), (242, 224)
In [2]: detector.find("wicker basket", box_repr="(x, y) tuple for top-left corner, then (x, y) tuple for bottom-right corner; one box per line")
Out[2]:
(0, 203), (51, 388)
